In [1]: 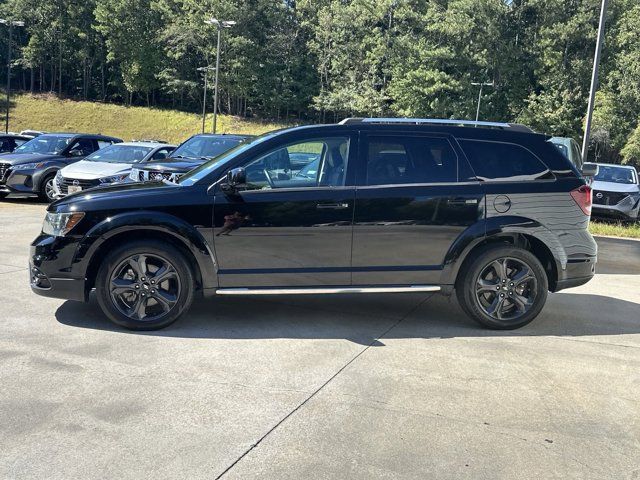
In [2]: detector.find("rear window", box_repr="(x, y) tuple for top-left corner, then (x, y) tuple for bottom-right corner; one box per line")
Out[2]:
(459, 139), (553, 182)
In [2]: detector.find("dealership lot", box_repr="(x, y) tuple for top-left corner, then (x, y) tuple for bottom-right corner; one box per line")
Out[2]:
(1, 198), (639, 479)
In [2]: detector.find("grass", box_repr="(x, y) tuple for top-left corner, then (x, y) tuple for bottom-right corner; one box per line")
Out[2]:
(589, 220), (640, 239)
(6, 93), (288, 144)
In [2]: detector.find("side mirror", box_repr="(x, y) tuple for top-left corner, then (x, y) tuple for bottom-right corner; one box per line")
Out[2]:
(222, 167), (246, 194)
(581, 162), (598, 177)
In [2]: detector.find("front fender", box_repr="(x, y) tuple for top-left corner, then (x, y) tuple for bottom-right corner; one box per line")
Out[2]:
(74, 210), (218, 289)
(440, 215), (566, 285)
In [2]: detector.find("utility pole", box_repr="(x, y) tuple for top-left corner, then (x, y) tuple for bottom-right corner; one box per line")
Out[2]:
(204, 18), (236, 134)
(471, 81), (494, 122)
(197, 66), (215, 134)
(1, 18), (25, 133)
(581, 0), (609, 163)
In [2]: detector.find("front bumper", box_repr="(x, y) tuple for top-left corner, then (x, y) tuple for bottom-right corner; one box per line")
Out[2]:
(592, 196), (640, 221)
(30, 234), (87, 302)
(2, 169), (38, 194)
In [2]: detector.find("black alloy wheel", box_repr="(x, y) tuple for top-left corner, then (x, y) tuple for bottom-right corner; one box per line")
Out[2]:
(96, 240), (194, 330)
(457, 245), (548, 329)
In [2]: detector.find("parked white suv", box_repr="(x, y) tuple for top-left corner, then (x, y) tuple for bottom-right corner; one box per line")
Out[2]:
(53, 141), (175, 197)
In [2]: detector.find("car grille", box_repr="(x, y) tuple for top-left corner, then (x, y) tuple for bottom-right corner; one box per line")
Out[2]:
(57, 177), (101, 195)
(0, 162), (11, 184)
(592, 190), (629, 206)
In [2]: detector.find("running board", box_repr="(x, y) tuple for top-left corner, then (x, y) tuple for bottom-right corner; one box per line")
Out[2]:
(215, 285), (441, 295)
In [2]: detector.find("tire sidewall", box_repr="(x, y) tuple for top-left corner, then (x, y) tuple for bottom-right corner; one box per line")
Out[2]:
(39, 174), (57, 202)
(96, 240), (194, 330)
(457, 245), (549, 330)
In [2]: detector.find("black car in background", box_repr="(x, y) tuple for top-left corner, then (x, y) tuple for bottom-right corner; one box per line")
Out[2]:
(0, 133), (34, 154)
(129, 133), (253, 183)
(0, 133), (122, 201)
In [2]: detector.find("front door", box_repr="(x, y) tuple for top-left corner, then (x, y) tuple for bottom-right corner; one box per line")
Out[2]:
(213, 135), (356, 287)
(352, 133), (483, 285)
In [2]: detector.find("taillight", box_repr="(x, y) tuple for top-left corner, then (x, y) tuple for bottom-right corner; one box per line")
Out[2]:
(570, 185), (592, 216)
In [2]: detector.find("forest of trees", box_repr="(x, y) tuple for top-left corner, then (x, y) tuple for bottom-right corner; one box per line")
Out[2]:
(0, 0), (639, 164)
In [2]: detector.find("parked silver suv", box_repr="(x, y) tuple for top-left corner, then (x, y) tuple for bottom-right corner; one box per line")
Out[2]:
(591, 163), (640, 221)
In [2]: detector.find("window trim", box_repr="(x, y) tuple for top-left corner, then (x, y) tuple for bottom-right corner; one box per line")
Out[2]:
(457, 137), (555, 183)
(359, 133), (461, 187)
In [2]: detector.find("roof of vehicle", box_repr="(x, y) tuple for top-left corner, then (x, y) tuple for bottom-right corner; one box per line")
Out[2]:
(594, 162), (637, 170)
(113, 141), (177, 148)
(192, 133), (255, 139)
(39, 132), (123, 141)
(0, 133), (32, 139)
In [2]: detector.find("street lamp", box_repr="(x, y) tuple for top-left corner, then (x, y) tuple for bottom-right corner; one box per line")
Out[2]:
(0, 18), (25, 133)
(204, 17), (236, 134)
(581, 0), (609, 163)
(197, 66), (215, 134)
(471, 81), (494, 122)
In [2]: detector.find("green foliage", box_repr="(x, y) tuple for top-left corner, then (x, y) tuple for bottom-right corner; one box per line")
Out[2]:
(0, 0), (639, 163)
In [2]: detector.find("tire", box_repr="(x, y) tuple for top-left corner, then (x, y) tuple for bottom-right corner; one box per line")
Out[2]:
(456, 245), (548, 330)
(95, 240), (195, 330)
(38, 173), (57, 202)
(0, 193), (7, 200)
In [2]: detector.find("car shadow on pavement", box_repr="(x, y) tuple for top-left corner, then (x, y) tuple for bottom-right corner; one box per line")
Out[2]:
(55, 290), (640, 343)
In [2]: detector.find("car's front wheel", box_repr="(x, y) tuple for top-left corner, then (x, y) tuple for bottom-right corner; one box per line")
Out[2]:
(456, 245), (548, 329)
(38, 174), (57, 202)
(95, 240), (195, 330)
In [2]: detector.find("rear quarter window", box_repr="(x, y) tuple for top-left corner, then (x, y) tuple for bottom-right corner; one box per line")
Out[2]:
(459, 139), (553, 182)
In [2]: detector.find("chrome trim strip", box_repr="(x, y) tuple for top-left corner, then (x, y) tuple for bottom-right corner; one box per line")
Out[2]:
(215, 285), (441, 295)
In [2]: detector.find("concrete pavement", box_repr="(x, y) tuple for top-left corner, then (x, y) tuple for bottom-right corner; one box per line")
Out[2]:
(1, 199), (639, 479)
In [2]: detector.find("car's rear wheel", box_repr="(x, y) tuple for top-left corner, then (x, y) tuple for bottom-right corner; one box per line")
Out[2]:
(38, 174), (57, 202)
(456, 245), (548, 329)
(95, 240), (195, 330)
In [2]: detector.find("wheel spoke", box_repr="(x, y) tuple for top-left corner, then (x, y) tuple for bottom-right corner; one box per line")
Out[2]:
(490, 259), (507, 280)
(151, 264), (177, 285)
(486, 295), (506, 319)
(511, 266), (534, 286)
(153, 290), (177, 312)
(128, 254), (148, 278)
(476, 278), (499, 293)
(111, 278), (136, 295)
(512, 293), (532, 312)
(130, 294), (148, 320)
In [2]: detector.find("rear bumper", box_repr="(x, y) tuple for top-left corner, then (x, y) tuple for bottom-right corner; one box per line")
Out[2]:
(553, 257), (596, 292)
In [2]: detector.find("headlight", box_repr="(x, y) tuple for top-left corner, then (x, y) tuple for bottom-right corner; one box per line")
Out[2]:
(14, 162), (45, 170)
(42, 212), (85, 236)
(99, 174), (129, 184)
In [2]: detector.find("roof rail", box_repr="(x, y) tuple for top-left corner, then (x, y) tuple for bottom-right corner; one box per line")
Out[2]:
(338, 117), (533, 133)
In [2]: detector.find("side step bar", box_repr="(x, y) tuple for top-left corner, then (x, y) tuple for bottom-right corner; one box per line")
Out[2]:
(215, 285), (441, 295)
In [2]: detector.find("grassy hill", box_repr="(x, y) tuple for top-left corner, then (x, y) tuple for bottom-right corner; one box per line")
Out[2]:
(6, 94), (288, 144)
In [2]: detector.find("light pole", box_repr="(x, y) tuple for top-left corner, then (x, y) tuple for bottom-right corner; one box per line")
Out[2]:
(471, 81), (494, 122)
(581, 0), (609, 163)
(1, 18), (25, 133)
(197, 66), (215, 134)
(204, 18), (236, 134)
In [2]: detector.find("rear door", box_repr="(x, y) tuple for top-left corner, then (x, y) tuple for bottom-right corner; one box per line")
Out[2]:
(352, 133), (483, 286)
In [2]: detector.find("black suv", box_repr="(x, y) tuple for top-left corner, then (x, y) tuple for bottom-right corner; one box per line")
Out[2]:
(129, 133), (253, 183)
(30, 118), (597, 330)
(0, 133), (122, 201)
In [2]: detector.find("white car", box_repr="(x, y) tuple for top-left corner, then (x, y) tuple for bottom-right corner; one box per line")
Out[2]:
(53, 141), (176, 197)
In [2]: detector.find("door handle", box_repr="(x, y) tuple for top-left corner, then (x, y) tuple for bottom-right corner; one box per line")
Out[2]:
(448, 197), (478, 206)
(316, 202), (350, 210)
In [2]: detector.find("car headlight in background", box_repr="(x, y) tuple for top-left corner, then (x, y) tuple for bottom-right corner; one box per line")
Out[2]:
(14, 162), (45, 170)
(42, 212), (85, 237)
(99, 174), (129, 184)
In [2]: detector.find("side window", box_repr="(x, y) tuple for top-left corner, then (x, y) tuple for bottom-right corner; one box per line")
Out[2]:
(14, 139), (27, 147)
(0, 139), (13, 152)
(68, 138), (96, 157)
(243, 137), (350, 190)
(151, 148), (170, 161)
(459, 139), (552, 182)
(97, 140), (113, 149)
(366, 136), (457, 186)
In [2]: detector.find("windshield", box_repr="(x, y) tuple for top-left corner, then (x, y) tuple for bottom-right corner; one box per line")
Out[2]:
(14, 134), (74, 155)
(178, 133), (277, 186)
(170, 136), (248, 161)
(594, 165), (637, 185)
(85, 144), (153, 164)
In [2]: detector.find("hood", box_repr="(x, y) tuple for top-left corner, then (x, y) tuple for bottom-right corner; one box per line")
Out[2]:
(50, 179), (181, 212)
(0, 153), (62, 165)
(61, 160), (132, 180)
(141, 157), (203, 173)
(591, 180), (640, 194)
